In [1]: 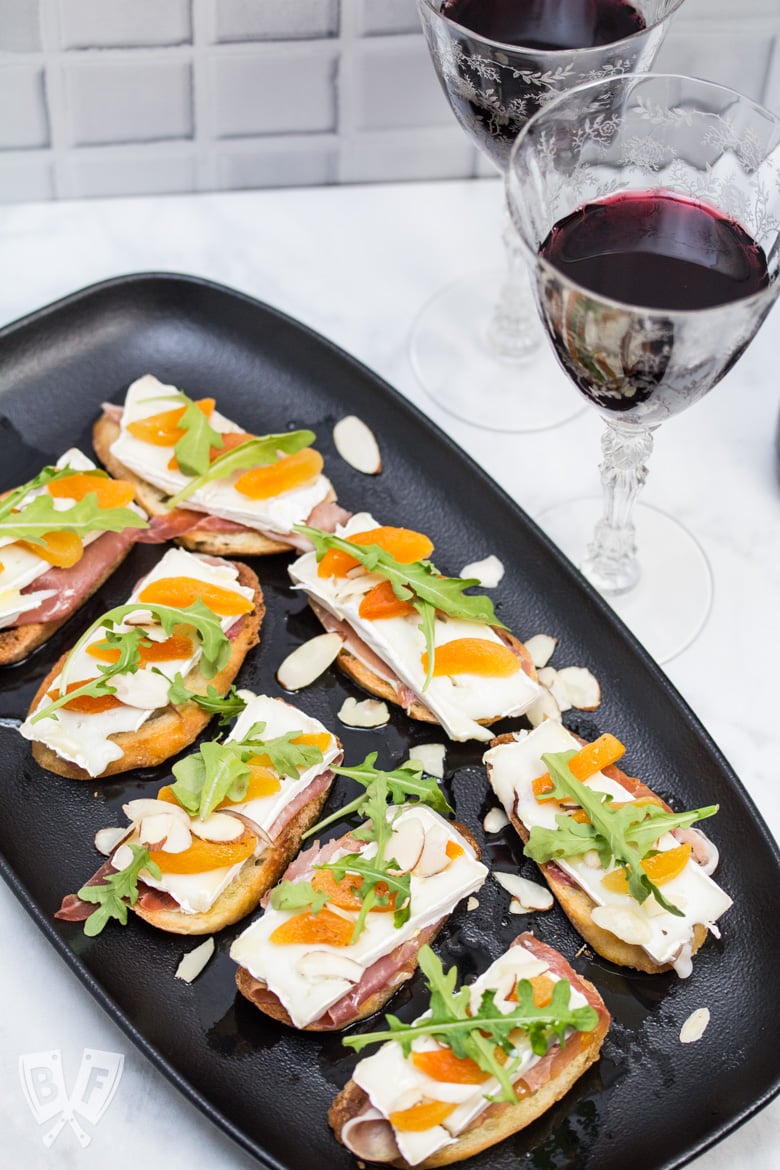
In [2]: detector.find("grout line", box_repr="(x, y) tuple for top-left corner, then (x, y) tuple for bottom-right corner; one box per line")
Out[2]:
(37, 0), (69, 197)
(191, 0), (213, 191)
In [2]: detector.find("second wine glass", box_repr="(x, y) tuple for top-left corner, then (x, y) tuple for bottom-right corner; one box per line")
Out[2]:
(412, 0), (686, 431)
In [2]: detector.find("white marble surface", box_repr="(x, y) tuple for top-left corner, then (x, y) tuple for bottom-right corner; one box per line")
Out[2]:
(0, 178), (777, 1169)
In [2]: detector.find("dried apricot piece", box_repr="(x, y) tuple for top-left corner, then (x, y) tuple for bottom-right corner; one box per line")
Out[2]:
(234, 448), (323, 499)
(420, 638), (520, 679)
(317, 527), (434, 578)
(269, 907), (354, 947)
(20, 530), (84, 568)
(601, 842), (692, 893)
(389, 1100), (456, 1132)
(138, 576), (252, 616)
(358, 579), (415, 621)
(148, 829), (256, 874)
(168, 430), (251, 472)
(126, 398), (215, 447)
(87, 632), (193, 665)
(48, 473), (136, 509)
(532, 733), (626, 800)
(46, 679), (122, 714)
(411, 1048), (489, 1085)
(445, 840), (463, 860)
(248, 731), (331, 771)
(310, 868), (397, 913)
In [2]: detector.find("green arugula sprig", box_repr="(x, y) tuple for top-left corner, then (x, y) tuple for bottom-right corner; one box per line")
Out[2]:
(0, 464), (146, 544)
(164, 673), (247, 727)
(343, 946), (599, 1103)
(272, 753), (452, 942)
(295, 524), (506, 689)
(166, 431), (316, 508)
(77, 844), (161, 937)
(169, 720), (325, 821)
(524, 751), (718, 916)
(32, 599), (231, 724)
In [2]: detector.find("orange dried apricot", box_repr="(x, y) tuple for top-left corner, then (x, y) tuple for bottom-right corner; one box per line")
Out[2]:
(269, 907), (354, 947)
(46, 679), (122, 714)
(126, 398), (215, 447)
(420, 638), (520, 679)
(247, 731), (331, 771)
(234, 447), (323, 499)
(48, 473), (136, 509)
(87, 632), (193, 665)
(317, 527), (434, 578)
(532, 733), (626, 801)
(138, 576), (252, 616)
(358, 579), (415, 621)
(310, 868), (397, 913)
(445, 840), (463, 860)
(20, 530), (84, 568)
(389, 1100), (456, 1133)
(601, 842), (692, 894)
(411, 1048), (489, 1085)
(148, 828), (256, 874)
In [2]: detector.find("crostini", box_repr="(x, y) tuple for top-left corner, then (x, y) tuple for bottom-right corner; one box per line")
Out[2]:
(484, 722), (733, 975)
(230, 754), (488, 1029)
(55, 692), (342, 935)
(20, 546), (263, 779)
(0, 448), (148, 665)
(94, 373), (347, 556)
(287, 512), (542, 742)
(329, 932), (609, 1168)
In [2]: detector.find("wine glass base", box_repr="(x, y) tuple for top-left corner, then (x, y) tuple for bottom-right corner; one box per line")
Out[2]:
(537, 498), (713, 664)
(409, 269), (585, 432)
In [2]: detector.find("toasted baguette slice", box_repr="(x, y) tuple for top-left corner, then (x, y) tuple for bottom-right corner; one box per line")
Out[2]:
(333, 623), (537, 727)
(487, 731), (709, 974)
(27, 561), (263, 780)
(328, 933), (610, 1169)
(93, 413), (335, 557)
(234, 819), (483, 1031)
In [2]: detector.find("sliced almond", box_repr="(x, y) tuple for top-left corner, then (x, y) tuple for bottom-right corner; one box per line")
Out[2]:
(408, 742), (445, 779)
(138, 813), (192, 854)
(123, 798), (190, 826)
(276, 632), (343, 691)
(494, 871), (553, 911)
(525, 687), (562, 728)
(111, 843), (135, 872)
(338, 696), (390, 728)
(680, 1007), (710, 1044)
(175, 937), (215, 983)
(524, 634), (558, 670)
(413, 821), (452, 877)
(556, 666), (601, 711)
(466, 896), (480, 911)
(113, 668), (172, 711)
(95, 825), (131, 857)
(190, 812), (245, 843)
(295, 950), (364, 983)
(591, 903), (652, 946)
(336, 572), (383, 599)
(537, 666), (572, 713)
(333, 415), (382, 475)
(483, 807), (509, 834)
(388, 817), (426, 874)
(459, 555), (504, 588)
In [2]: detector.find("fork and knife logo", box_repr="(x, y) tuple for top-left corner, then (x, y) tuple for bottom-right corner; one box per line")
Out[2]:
(19, 1048), (124, 1147)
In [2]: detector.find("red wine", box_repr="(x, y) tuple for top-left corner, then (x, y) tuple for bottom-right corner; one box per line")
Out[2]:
(443, 0), (646, 52)
(537, 191), (770, 417)
(539, 191), (769, 311)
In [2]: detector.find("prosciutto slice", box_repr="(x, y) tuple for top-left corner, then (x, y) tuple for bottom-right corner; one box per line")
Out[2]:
(16, 529), (137, 625)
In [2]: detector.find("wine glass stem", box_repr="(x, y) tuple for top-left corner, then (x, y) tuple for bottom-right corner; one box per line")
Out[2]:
(582, 421), (654, 596)
(484, 214), (541, 361)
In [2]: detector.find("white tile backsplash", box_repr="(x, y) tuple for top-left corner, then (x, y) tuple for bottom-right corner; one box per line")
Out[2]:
(0, 0), (778, 199)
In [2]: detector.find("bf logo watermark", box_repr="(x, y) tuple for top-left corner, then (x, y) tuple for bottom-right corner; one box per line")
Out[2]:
(19, 1049), (124, 1147)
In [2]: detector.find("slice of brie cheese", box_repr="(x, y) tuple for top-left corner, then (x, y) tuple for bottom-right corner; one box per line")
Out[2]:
(483, 722), (733, 969)
(230, 805), (487, 1028)
(289, 513), (542, 742)
(108, 374), (333, 537)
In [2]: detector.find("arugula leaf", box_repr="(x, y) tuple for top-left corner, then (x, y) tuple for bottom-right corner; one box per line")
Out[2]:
(343, 946), (599, 1103)
(174, 397), (225, 477)
(0, 487), (146, 544)
(31, 626), (152, 724)
(321, 851), (412, 940)
(524, 750), (718, 916)
(165, 430), (316, 508)
(296, 526), (504, 631)
(0, 463), (97, 524)
(32, 599), (232, 724)
(78, 844), (161, 937)
(164, 673), (247, 727)
(168, 720), (325, 819)
(270, 878), (329, 915)
(302, 752), (452, 841)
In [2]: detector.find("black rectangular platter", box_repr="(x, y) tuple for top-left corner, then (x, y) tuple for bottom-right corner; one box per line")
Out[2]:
(0, 273), (777, 1170)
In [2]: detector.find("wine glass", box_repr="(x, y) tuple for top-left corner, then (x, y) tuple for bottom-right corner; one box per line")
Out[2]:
(506, 73), (780, 660)
(412, 0), (686, 431)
